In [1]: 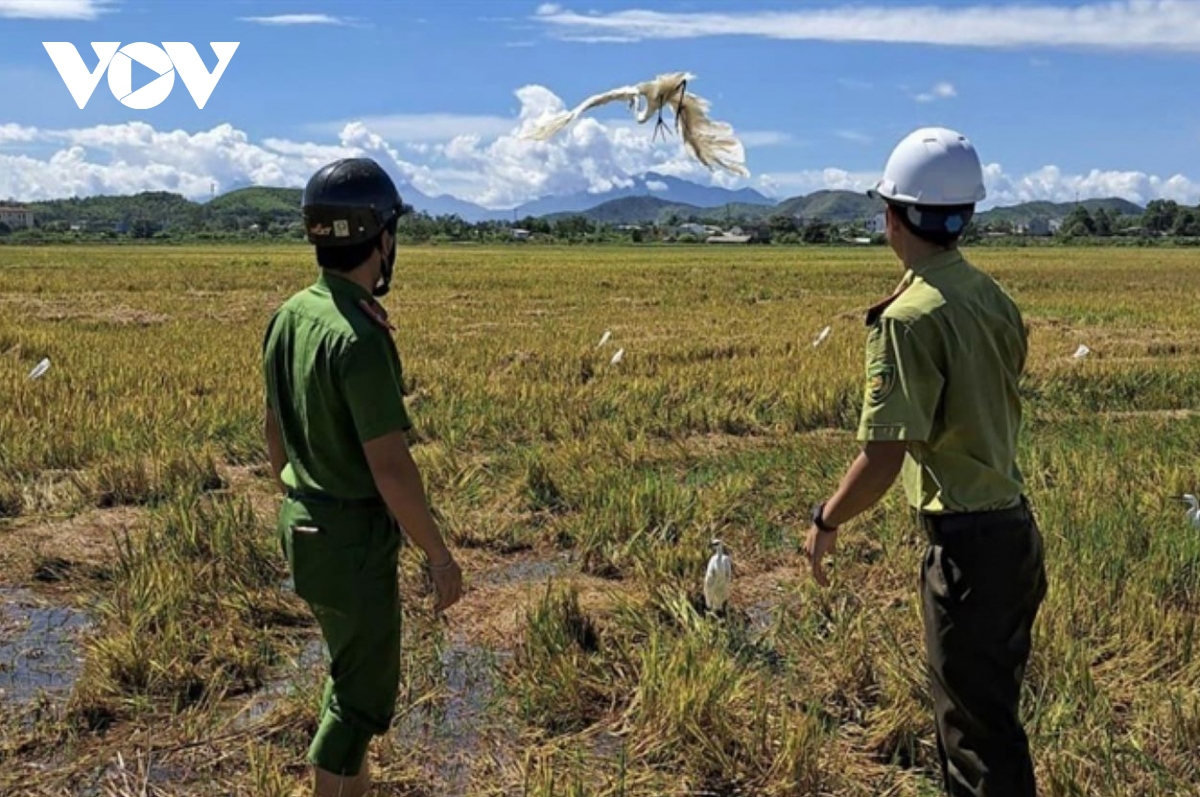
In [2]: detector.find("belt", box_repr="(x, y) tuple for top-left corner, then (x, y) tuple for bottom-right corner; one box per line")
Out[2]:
(285, 487), (386, 510)
(918, 496), (1032, 545)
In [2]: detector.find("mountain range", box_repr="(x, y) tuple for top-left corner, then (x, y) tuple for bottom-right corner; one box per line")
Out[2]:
(18, 171), (1149, 231)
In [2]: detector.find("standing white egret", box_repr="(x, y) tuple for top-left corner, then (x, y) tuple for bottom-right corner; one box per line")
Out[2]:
(610, 348), (624, 365)
(812, 326), (831, 347)
(1176, 494), (1200, 527)
(27, 358), (50, 380)
(704, 538), (732, 614)
(521, 71), (749, 178)
(598, 330), (611, 348)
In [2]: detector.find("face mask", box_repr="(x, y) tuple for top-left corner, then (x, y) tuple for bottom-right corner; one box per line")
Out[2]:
(373, 233), (396, 297)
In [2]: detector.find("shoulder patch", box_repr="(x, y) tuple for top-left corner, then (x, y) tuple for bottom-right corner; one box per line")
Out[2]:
(357, 298), (396, 332)
(866, 362), (896, 404)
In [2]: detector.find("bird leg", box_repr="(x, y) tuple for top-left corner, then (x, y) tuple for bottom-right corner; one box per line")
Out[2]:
(672, 78), (689, 133)
(653, 108), (672, 141)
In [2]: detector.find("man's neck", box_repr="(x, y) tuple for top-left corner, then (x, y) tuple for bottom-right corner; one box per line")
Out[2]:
(321, 266), (376, 296)
(901, 242), (955, 270)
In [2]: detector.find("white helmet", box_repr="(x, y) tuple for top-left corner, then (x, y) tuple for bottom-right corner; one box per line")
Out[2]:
(868, 127), (986, 207)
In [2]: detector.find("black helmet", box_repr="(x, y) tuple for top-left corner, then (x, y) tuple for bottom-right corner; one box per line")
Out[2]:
(302, 157), (408, 297)
(302, 157), (404, 247)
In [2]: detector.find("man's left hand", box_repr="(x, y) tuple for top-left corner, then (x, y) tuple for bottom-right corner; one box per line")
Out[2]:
(803, 524), (838, 587)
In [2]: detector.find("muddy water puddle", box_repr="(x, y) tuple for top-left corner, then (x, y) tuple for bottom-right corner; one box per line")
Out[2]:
(0, 587), (90, 707)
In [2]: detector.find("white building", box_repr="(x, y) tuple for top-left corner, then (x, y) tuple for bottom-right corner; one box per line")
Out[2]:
(865, 212), (886, 234)
(0, 206), (34, 230)
(1016, 217), (1052, 236)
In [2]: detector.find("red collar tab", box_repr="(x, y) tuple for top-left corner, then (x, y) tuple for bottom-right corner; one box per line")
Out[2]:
(357, 298), (396, 332)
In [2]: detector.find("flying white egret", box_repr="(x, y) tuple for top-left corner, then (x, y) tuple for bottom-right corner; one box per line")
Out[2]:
(522, 71), (750, 178)
(704, 538), (732, 614)
(610, 348), (625, 365)
(598, 330), (611, 347)
(27, 358), (50, 380)
(1175, 494), (1200, 527)
(812, 326), (831, 347)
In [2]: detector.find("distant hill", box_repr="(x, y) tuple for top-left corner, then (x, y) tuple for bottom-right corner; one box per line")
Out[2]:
(776, 190), (885, 223)
(28, 190), (202, 229)
(975, 198), (1143, 225)
(512, 172), (773, 219)
(204, 186), (302, 217)
(546, 190), (1151, 229)
(542, 196), (702, 225)
(16, 177), (1154, 234)
(541, 189), (881, 226)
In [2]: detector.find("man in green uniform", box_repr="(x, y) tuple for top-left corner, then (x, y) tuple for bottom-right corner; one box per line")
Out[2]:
(802, 128), (1047, 796)
(262, 157), (462, 797)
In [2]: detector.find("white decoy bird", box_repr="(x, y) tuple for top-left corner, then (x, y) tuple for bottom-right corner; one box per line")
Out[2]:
(27, 357), (50, 380)
(1176, 494), (1200, 527)
(704, 538), (732, 614)
(522, 71), (749, 178)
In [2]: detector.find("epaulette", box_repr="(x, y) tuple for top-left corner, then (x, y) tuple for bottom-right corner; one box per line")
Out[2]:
(357, 298), (396, 332)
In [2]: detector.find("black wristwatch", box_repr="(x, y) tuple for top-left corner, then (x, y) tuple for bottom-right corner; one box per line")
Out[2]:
(811, 502), (838, 533)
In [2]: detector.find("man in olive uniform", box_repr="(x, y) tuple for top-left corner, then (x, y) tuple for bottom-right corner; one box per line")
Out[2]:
(802, 128), (1048, 796)
(262, 157), (462, 797)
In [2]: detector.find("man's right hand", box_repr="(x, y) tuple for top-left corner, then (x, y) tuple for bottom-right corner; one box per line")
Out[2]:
(428, 555), (463, 612)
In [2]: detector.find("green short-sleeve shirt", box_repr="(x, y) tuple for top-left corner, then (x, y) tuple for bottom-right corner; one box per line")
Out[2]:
(856, 250), (1028, 514)
(262, 271), (412, 500)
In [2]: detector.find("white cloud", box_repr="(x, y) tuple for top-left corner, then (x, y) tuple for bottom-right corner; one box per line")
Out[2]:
(914, 81), (957, 102)
(739, 131), (794, 148)
(307, 113), (519, 143)
(646, 180), (668, 192)
(0, 87), (1195, 211)
(239, 13), (354, 26)
(836, 130), (873, 145)
(758, 168), (880, 198)
(837, 78), (874, 91)
(982, 163), (1199, 207)
(532, 1), (1200, 52)
(0, 123), (41, 145)
(0, 0), (111, 18)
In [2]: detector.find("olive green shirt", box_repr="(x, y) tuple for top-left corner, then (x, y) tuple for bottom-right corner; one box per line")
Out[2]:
(856, 249), (1027, 514)
(262, 271), (412, 500)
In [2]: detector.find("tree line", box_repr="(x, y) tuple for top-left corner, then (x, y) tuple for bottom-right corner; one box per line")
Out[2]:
(1, 197), (1197, 247)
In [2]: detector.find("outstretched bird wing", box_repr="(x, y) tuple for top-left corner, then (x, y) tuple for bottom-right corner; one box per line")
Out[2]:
(522, 84), (644, 141)
(672, 91), (750, 178)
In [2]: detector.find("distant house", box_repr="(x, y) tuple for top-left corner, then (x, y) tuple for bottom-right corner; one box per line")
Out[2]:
(1016, 217), (1052, 236)
(676, 222), (709, 237)
(0, 205), (34, 230)
(706, 233), (752, 244)
(511, 228), (531, 240)
(865, 212), (886, 234)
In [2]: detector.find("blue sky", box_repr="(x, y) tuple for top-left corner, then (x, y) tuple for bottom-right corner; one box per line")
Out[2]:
(0, 0), (1197, 208)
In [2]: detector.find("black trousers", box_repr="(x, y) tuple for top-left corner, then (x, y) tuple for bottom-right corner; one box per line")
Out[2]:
(919, 498), (1048, 796)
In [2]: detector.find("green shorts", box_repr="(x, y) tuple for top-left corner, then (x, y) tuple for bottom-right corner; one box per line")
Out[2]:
(278, 494), (403, 775)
